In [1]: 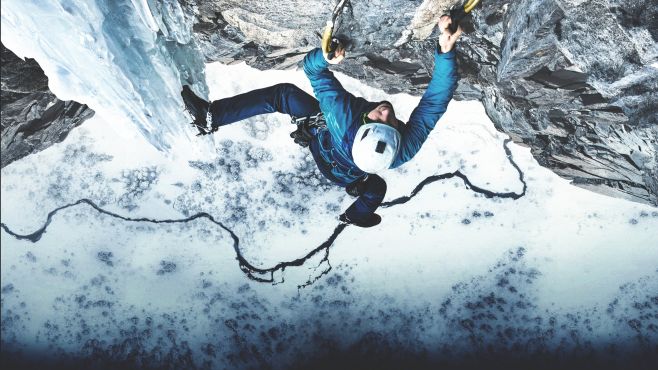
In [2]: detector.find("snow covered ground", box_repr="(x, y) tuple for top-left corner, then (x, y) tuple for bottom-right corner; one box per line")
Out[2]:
(1, 62), (657, 369)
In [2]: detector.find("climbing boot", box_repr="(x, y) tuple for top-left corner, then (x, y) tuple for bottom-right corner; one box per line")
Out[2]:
(339, 213), (381, 228)
(181, 85), (215, 136)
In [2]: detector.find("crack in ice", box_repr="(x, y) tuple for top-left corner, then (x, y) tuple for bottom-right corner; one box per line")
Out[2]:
(1, 140), (526, 287)
(383, 139), (526, 206)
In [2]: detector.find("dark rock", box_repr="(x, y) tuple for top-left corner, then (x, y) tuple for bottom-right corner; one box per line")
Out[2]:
(1, 43), (94, 168)
(191, 0), (657, 206)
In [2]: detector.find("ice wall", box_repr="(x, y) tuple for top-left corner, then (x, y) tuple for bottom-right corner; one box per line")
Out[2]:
(0, 0), (207, 151)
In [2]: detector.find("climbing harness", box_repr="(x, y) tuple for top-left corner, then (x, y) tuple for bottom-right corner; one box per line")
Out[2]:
(290, 112), (364, 183)
(290, 113), (326, 147)
(448, 0), (482, 33)
(322, 0), (350, 62)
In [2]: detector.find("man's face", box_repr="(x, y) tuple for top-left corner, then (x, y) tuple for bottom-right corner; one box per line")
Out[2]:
(367, 101), (400, 130)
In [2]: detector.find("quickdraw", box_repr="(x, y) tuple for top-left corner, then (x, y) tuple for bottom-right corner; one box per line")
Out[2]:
(290, 113), (326, 147)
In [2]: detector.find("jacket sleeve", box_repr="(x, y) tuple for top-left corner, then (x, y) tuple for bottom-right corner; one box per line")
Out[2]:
(302, 48), (361, 133)
(391, 48), (458, 168)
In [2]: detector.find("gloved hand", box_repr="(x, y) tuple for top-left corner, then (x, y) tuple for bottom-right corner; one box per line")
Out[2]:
(324, 38), (345, 64)
(438, 15), (463, 53)
(321, 21), (345, 64)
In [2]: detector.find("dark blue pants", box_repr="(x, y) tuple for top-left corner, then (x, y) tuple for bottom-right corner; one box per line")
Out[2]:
(209, 83), (386, 222)
(210, 83), (320, 126)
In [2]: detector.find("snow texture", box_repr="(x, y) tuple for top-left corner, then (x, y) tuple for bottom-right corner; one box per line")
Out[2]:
(1, 63), (658, 369)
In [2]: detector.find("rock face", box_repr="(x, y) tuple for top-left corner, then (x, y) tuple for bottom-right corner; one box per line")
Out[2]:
(1, 43), (94, 168)
(192, 0), (657, 206)
(2, 0), (656, 205)
(470, 0), (658, 206)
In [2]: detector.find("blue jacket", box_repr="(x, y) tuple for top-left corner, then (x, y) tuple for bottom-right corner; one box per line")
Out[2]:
(303, 47), (458, 185)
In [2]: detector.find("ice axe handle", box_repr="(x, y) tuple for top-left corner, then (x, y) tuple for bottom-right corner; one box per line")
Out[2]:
(322, 21), (334, 53)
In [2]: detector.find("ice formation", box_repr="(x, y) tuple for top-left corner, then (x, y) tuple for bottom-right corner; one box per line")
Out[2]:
(0, 0), (208, 151)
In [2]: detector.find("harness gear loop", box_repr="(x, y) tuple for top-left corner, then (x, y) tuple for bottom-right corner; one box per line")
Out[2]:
(290, 113), (326, 147)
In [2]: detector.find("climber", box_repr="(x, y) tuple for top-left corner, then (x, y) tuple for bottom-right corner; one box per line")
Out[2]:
(181, 16), (461, 228)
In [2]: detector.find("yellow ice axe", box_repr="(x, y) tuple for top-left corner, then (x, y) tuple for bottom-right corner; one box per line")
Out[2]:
(322, 0), (349, 63)
(464, 0), (481, 13)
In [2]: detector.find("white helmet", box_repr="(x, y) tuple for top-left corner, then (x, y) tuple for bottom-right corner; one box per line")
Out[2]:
(352, 123), (401, 173)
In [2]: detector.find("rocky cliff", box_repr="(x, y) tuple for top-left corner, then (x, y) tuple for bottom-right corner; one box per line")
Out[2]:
(193, 0), (657, 206)
(1, 43), (94, 168)
(2, 0), (656, 205)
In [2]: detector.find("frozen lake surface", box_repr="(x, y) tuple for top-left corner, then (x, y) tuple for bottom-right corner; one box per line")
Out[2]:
(2, 62), (657, 369)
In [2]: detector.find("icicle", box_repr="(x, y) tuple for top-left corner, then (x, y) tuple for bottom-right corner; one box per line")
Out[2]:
(130, 0), (160, 32)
